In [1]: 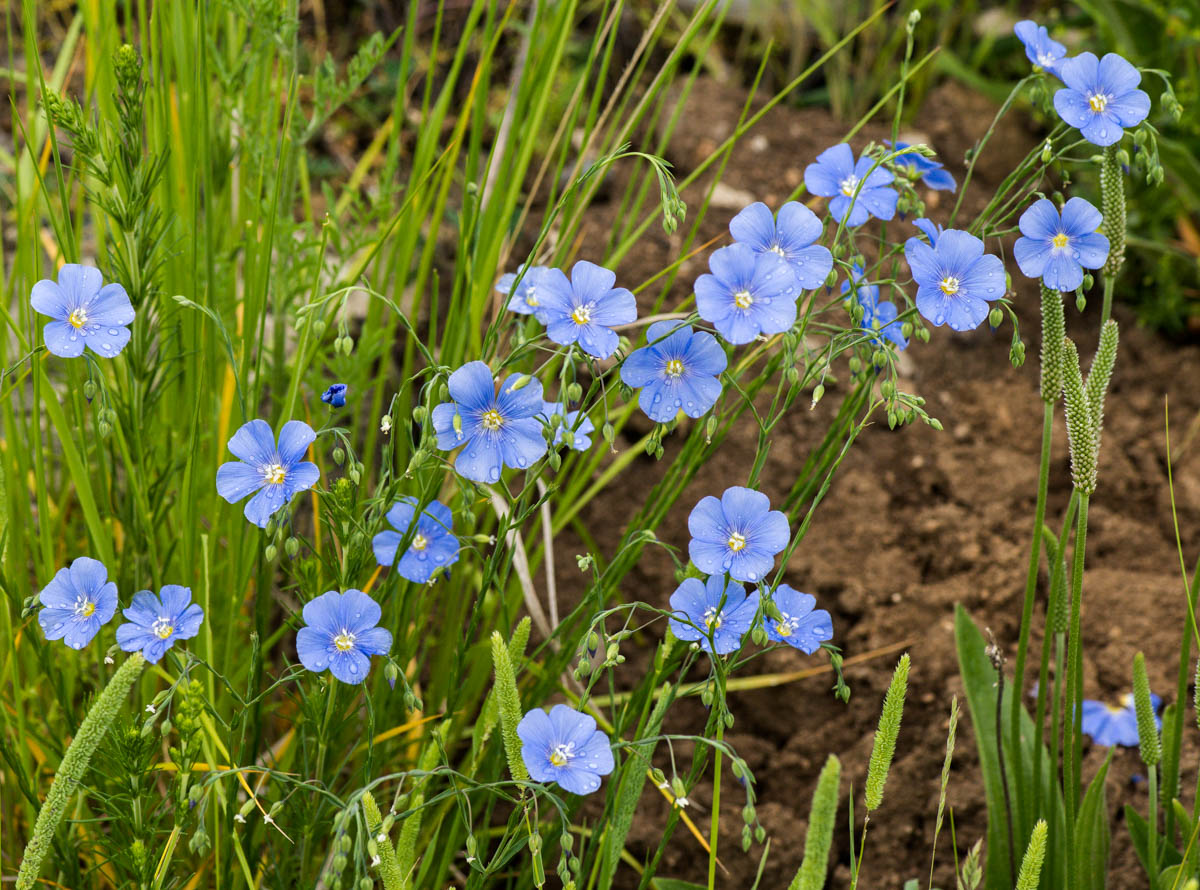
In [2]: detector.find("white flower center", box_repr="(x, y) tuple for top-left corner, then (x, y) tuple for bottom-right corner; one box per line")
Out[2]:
(411, 533), (428, 551)
(1052, 232), (1070, 250)
(68, 308), (89, 329)
(664, 358), (685, 378)
(727, 531), (747, 552)
(1036, 52), (1056, 67)
(524, 286), (539, 307)
(571, 303), (593, 325)
(733, 289), (754, 310)
(839, 174), (860, 197)
(152, 617), (174, 640)
(334, 630), (356, 652)
(1088, 92), (1108, 113)
(74, 596), (95, 618)
(549, 742), (576, 767)
(939, 276), (960, 297)
(768, 244), (787, 256)
(702, 606), (723, 631)
(481, 409), (503, 431)
(775, 612), (795, 638)
(262, 463), (287, 485)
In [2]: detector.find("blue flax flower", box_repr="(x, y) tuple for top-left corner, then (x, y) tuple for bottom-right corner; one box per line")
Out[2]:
(37, 557), (118, 650)
(1015, 198), (1109, 292)
(372, 497), (459, 583)
(764, 584), (832, 654)
(695, 243), (797, 345)
(841, 265), (907, 350)
(518, 704), (615, 795)
(216, 420), (321, 528)
(904, 229), (1006, 331)
(1081, 692), (1162, 747)
(539, 401), (594, 451)
(31, 264), (135, 359)
(911, 218), (944, 247)
(115, 585), (204, 663)
(1054, 52), (1150, 147)
(296, 589), (392, 684)
(804, 144), (898, 227)
(538, 261), (637, 359)
(887, 141), (956, 192)
(728, 202), (833, 289)
(321, 383), (347, 407)
(432, 361), (546, 483)
(688, 486), (789, 583)
(669, 573), (760, 655)
(497, 265), (552, 321)
(1014, 20), (1067, 76)
(620, 320), (727, 422)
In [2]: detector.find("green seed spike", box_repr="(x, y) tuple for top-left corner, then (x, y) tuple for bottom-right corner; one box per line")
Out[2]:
(1133, 652), (1161, 766)
(865, 653), (910, 812)
(1084, 319), (1119, 438)
(1100, 145), (1126, 277)
(1062, 338), (1098, 495)
(1194, 659), (1200, 730)
(17, 654), (145, 890)
(1014, 819), (1048, 890)
(1039, 285), (1066, 404)
(490, 631), (530, 784)
(789, 755), (841, 890)
(362, 791), (404, 890)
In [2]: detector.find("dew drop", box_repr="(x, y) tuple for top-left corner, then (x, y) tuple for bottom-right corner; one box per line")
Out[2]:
(934, 313), (946, 325)
(488, 467), (500, 482)
(109, 328), (119, 336)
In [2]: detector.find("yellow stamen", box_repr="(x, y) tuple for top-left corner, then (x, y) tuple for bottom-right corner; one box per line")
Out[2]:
(152, 618), (174, 640)
(1088, 93), (1108, 113)
(68, 308), (88, 329)
(733, 290), (754, 310)
(411, 533), (428, 551)
(571, 304), (592, 325)
(939, 276), (960, 297)
(263, 463), (287, 485)
(1052, 232), (1070, 249)
(481, 409), (503, 431)
(334, 631), (356, 652)
(727, 532), (746, 552)
(703, 606), (723, 631)
(664, 359), (685, 378)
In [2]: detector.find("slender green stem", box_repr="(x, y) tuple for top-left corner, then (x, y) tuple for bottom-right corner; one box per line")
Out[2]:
(1147, 764), (1158, 890)
(1100, 275), (1115, 327)
(1063, 493), (1090, 890)
(708, 720), (723, 890)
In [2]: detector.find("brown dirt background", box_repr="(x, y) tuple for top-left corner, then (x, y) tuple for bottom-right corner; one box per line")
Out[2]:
(570, 77), (1200, 888)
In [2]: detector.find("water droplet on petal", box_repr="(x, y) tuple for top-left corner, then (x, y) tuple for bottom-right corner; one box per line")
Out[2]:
(109, 328), (119, 336)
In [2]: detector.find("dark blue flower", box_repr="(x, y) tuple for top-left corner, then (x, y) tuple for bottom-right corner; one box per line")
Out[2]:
(115, 585), (204, 664)
(911, 217), (944, 247)
(728, 202), (833, 289)
(37, 557), (118, 650)
(538, 261), (637, 359)
(887, 141), (956, 192)
(1081, 692), (1161, 747)
(1014, 197), (1109, 292)
(1013, 20), (1067, 76)
(620, 320), (726, 422)
(904, 229), (1007, 331)
(669, 573), (760, 655)
(321, 383), (347, 407)
(431, 361), (546, 483)
(688, 486), (790, 583)
(296, 589), (392, 684)
(841, 265), (908, 350)
(216, 420), (321, 528)
(517, 704), (614, 795)
(497, 265), (553, 321)
(539, 401), (594, 451)
(31, 264), (135, 359)
(1054, 52), (1150, 147)
(804, 144), (898, 227)
(372, 497), (459, 583)
(694, 243), (797, 345)
(763, 584), (832, 654)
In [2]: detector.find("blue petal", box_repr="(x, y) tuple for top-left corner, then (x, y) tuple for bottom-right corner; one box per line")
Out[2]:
(776, 201), (823, 249)
(244, 484), (286, 528)
(372, 530), (403, 566)
(283, 461), (320, 498)
(432, 402), (467, 450)
(857, 185), (898, 221)
(227, 419), (278, 465)
(85, 324), (131, 358)
(590, 288), (637, 327)
(159, 584), (193, 620)
(1019, 198), (1061, 241)
(1107, 90), (1150, 128)
(57, 264), (103, 307)
(216, 461), (265, 503)
(1013, 237), (1051, 282)
(576, 323), (620, 359)
(329, 647), (372, 684)
(729, 202), (777, 252)
(943, 294), (991, 332)
(961, 253), (1007, 303)
(1081, 112), (1123, 146)
(174, 604), (205, 640)
(1073, 232), (1110, 270)
(688, 494), (728, 544)
(355, 625), (392, 657)
(301, 591), (342, 635)
(277, 420), (316, 467)
(43, 320), (85, 358)
(1060, 197), (1103, 236)
(296, 626), (331, 672)
(498, 417), (547, 471)
(936, 230), (985, 277)
(1059, 52), (1099, 95)
(1053, 89), (1093, 130)
(448, 361), (497, 413)
(1042, 252), (1084, 292)
(620, 344), (662, 388)
(31, 279), (70, 320)
(912, 219), (941, 246)
(569, 260), (617, 301)
(455, 433), (504, 483)
(88, 283), (135, 326)
(1098, 52), (1141, 96)
(68, 556), (108, 596)
(788, 245), (834, 290)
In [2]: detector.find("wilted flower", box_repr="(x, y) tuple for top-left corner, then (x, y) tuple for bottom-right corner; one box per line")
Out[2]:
(37, 557), (118, 650)
(31, 264), (135, 359)
(216, 420), (321, 528)
(372, 497), (459, 583)
(620, 320), (727, 422)
(1014, 197), (1109, 292)
(517, 704), (615, 794)
(296, 589), (392, 684)
(115, 585), (204, 663)
(538, 261), (637, 359)
(688, 486), (789, 583)
(904, 229), (1006, 331)
(804, 144), (898, 227)
(694, 243), (797, 345)
(668, 573), (760, 655)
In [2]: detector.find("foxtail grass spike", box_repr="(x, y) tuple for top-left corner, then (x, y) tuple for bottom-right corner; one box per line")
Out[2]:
(865, 653), (909, 811)
(362, 791), (405, 890)
(1039, 284), (1066, 404)
(1014, 819), (1048, 890)
(16, 654), (145, 890)
(1100, 145), (1126, 277)
(490, 631), (530, 784)
(1085, 319), (1119, 437)
(1133, 652), (1161, 766)
(1062, 338), (1097, 495)
(789, 755), (841, 890)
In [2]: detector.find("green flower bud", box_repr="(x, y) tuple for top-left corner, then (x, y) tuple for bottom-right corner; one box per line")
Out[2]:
(285, 537), (300, 558)
(412, 405), (427, 424)
(566, 382), (583, 402)
(988, 307), (1003, 328)
(332, 447), (345, 465)
(264, 544), (277, 561)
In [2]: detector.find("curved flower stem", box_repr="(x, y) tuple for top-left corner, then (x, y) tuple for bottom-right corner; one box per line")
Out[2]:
(707, 721), (723, 890)
(16, 654), (145, 890)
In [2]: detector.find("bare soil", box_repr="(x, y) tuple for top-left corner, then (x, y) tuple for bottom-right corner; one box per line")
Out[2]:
(572, 76), (1200, 889)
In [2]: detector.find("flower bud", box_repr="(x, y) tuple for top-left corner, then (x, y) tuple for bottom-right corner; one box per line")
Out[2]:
(83, 380), (97, 400)
(285, 537), (300, 558)
(988, 307), (1003, 328)
(332, 447), (345, 465)
(264, 544), (277, 561)
(566, 382), (583, 402)
(412, 405), (427, 424)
